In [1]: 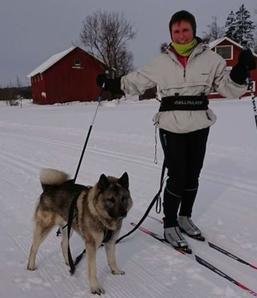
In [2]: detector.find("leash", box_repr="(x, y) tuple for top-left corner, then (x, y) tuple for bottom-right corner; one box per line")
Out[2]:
(116, 159), (166, 244)
(61, 186), (113, 275)
(56, 89), (104, 274)
(73, 89), (104, 182)
(65, 187), (113, 275)
(67, 193), (80, 274)
(116, 92), (210, 244)
(66, 86), (103, 273)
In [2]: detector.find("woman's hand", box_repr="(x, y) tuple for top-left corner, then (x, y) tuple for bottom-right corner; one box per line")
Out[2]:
(96, 74), (124, 95)
(230, 49), (256, 85)
(238, 49), (256, 71)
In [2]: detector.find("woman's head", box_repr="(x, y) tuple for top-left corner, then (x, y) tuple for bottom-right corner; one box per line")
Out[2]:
(169, 10), (196, 44)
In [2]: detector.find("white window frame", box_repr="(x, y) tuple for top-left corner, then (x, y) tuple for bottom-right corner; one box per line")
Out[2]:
(248, 80), (256, 92)
(215, 45), (233, 60)
(72, 59), (83, 69)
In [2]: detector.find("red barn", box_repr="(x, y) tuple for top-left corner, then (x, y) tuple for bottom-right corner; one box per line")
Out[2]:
(208, 37), (257, 98)
(28, 47), (106, 104)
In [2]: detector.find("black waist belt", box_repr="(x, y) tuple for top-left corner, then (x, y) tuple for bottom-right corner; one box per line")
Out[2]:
(159, 95), (209, 111)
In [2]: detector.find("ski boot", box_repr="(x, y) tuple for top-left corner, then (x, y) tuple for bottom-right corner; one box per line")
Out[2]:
(178, 216), (205, 241)
(164, 226), (192, 254)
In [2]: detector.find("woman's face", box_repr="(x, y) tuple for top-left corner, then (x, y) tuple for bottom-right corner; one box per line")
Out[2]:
(171, 21), (194, 44)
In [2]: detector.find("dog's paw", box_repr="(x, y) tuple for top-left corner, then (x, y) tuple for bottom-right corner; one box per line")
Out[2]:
(111, 269), (125, 275)
(90, 285), (105, 295)
(27, 264), (37, 271)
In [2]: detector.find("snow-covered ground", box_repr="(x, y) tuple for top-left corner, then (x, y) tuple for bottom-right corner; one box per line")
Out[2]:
(1, 97), (257, 298)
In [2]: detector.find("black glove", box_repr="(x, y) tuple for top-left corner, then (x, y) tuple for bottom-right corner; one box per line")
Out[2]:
(230, 49), (256, 85)
(238, 49), (256, 70)
(96, 73), (107, 88)
(96, 73), (124, 95)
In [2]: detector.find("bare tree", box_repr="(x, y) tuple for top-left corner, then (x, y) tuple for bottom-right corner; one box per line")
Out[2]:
(80, 10), (136, 76)
(202, 16), (224, 43)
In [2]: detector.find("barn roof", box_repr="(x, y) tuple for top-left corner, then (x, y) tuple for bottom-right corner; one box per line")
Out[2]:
(27, 46), (105, 78)
(209, 37), (257, 57)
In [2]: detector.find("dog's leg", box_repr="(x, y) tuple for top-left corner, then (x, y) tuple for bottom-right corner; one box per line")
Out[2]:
(86, 236), (105, 295)
(60, 225), (73, 265)
(27, 222), (53, 270)
(27, 210), (56, 270)
(105, 240), (125, 275)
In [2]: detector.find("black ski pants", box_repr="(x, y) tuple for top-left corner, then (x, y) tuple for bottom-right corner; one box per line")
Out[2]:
(159, 127), (209, 228)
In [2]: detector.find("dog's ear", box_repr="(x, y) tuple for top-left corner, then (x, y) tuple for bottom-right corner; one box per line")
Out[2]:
(118, 172), (129, 189)
(98, 174), (110, 191)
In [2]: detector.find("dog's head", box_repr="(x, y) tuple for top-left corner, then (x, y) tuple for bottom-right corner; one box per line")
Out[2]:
(94, 172), (133, 220)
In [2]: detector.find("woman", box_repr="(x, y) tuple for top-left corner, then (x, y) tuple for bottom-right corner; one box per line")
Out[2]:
(96, 10), (256, 252)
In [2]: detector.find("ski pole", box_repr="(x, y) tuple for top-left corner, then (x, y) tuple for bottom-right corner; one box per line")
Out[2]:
(241, 41), (257, 129)
(73, 88), (104, 182)
(247, 77), (257, 129)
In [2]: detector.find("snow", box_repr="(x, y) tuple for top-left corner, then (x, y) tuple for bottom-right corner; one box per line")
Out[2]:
(27, 46), (105, 78)
(208, 37), (257, 57)
(0, 97), (257, 298)
(27, 47), (76, 78)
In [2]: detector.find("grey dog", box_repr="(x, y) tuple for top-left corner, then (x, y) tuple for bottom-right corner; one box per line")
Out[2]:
(27, 168), (133, 295)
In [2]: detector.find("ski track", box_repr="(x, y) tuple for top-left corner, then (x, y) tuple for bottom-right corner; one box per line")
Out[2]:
(0, 154), (191, 298)
(1, 129), (257, 196)
(0, 198), (84, 298)
(146, 216), (257, 294)
(0, 184), (204, 298)
(0, 157), (251, 298)
(0, 184), (172, 298)
(1, 100), (257, 298)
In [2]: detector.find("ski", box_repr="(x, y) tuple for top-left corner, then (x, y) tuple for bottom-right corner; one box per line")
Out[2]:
(208, 241), (257, 270)
(148, 215), (257, 271)
(130, 222), (189, 254)
(130, 222), (257, 297)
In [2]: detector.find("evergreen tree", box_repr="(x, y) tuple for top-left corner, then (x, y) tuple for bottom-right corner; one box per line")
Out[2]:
(254, 9), (257, 53)
(233, 4), (255, 47)
(225, 11), (236, 40)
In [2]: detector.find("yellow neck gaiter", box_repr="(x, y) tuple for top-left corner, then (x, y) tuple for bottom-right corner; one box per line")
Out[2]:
(172, 38), (198, 56)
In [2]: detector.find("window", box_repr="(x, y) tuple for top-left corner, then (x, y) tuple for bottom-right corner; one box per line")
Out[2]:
(215, 45), (233, 60)
(73, 59), (82, 69)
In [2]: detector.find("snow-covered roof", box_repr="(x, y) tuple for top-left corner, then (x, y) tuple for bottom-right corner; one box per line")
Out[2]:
(27, 47), (76, 78)
(27, 46), (105, 78)
(209, 37), (257, 57)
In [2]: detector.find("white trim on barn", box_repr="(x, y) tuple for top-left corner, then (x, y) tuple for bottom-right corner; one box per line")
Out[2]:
(209, 37), (257, 58)
(27, 46), (105, 78)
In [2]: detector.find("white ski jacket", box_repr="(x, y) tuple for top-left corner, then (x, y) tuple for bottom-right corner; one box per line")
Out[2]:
(120, 43), (247, 133)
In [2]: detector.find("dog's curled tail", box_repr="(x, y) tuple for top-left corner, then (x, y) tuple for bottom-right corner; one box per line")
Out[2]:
(40, 168), (70, 190)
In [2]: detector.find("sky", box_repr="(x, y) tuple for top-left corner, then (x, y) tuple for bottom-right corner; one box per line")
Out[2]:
(1, 0), (256, 86)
